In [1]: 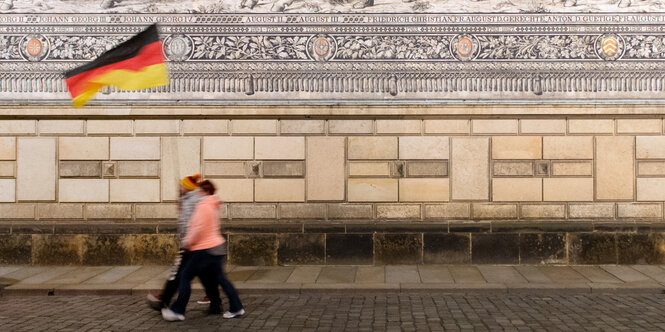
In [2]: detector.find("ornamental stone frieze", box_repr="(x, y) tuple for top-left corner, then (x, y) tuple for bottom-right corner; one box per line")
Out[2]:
(1, 12), (665, 103)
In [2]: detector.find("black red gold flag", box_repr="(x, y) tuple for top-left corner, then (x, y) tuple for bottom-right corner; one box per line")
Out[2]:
(64, 24), (168, 107)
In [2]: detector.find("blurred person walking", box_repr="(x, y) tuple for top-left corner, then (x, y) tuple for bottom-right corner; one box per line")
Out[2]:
(147, 174), (222, 314)
(162, 180), (244, 321)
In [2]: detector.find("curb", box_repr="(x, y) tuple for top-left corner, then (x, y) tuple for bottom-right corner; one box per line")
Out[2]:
(2, 284), (664, 296)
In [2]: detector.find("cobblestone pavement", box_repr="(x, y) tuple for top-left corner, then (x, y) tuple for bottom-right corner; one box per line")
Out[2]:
(2, 293), (665, 331)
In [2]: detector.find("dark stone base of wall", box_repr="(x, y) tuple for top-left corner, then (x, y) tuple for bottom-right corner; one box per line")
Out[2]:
(2, 221), (665, 265)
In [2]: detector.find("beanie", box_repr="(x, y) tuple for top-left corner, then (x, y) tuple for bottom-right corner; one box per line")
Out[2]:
(180, 174), (201, 191)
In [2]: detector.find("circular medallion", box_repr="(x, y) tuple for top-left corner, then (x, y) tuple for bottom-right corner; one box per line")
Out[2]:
(450, 34), (479, 61)
(307, 34), (337, 62)
(19, 34), (50, 62)
(163, 34), (193, 62)
(313, 37), (330, 57)
(457, 38), (473, 58)
(595, 34), (624, 61)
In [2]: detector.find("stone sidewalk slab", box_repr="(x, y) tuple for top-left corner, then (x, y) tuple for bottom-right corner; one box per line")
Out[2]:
(2, 264), (665, 296)
(418, 265), (454, 283)
(631, 265), (665, 283)
(572, 266), (623, 283)
(355, 266), (384, 283)
(285, 266), (321, 283)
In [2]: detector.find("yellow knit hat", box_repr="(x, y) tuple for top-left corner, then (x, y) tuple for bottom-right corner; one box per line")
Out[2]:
(180, 174), (201, 191)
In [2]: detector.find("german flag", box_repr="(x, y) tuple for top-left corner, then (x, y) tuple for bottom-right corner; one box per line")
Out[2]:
(64, 24), (168, 108)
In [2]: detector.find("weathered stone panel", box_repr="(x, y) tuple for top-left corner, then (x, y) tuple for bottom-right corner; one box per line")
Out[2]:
(0, 234), (32, 264)
(135, 120), (180, 135)
(229, 234), (277, 266)
(326, 234), (373, 265)
(255, 179), (305, 202)
(569, 233), (617, 265)
(472, 120), (518, 134)
(182, 119), (229, 135)
(399, 136), (448, 159)
(87, 120), (132, 135)
(472, 233), (519, 264)
(424, 203), (470, 220)
(406, 161), (448, 177)
(231, 120), (277, 135)
(492, 178), (542, 202)
(519, 233), (566, 264)
(161, 137), (200, 201)
(280, 120), (325, 134)
(110, 137), (160, 160)
(59, 161), (102, 178)
(399, 178), (449, 202)
(0, 179), (15, 202)
(424, 120), (469, 134)
(377, 120), (421, 134)
(0, 120), (35, 135)
(348, 137), (397, 160)
(307, 137), (345, 201)
(59, 179), (109, 203)
(110, 179), (160, 202)
(520, 120), (566, 134)
(348, 178), (398, 202)
(423, 233), (470, 264)
(277, 234), (324, 265)
(263, 161), (304, 177)
(39, 120), (84, 135)
(568, 119), (614, 134)
(492, 136), (542, 160)
(328, 204), (373, 219)
(255, 137), (305, 160)
(376, 204), (421, 219)
(0, 137), (15, 160)
(568, 203), (615, 219)
(328, 120), (373, 134)
(211, 179), (253, 202)
(637, 136), (665, 159)
(17, 138), (56, 201)
(374, 234), (422, 265)
(32, 234), (83, 265)
(596, 136), (634, 200)
(451, 137), (489, 200)
(543, 178), (594, 202)
(493, 161), (533, 176)
(543, 136), (593, 159)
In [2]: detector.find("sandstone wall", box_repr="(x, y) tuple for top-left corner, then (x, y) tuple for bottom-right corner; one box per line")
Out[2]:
(1, 105), (664, 265)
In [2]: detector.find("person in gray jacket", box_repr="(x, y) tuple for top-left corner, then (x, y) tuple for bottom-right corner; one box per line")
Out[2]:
(147, 174), (222, 314)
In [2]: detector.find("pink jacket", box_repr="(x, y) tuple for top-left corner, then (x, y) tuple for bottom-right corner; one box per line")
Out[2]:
(183, 195), (224, 251)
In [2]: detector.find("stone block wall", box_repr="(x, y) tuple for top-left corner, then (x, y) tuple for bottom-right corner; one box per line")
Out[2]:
(1, 109), (665, 265)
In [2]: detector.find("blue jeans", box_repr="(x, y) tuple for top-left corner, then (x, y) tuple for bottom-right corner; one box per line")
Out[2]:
(160, 251), (220, 308)
(170, 250), (243, 315)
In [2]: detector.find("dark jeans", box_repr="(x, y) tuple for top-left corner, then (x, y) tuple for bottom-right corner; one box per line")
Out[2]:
(160, 252), (220, 308)
(171, 250), (243, 315)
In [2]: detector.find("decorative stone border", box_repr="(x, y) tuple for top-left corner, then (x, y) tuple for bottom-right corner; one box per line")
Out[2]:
(1, 13), (665, 102)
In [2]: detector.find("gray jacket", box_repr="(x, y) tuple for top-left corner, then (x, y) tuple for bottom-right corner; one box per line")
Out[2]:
(177, 190), (203, 247)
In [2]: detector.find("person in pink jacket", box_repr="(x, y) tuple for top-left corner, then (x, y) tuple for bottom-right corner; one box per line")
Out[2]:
(162, 180), (245, 321)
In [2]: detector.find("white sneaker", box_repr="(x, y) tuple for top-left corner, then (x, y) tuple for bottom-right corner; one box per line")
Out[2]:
(161, 308), (185, 322)
(223, 308), (245, 319)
